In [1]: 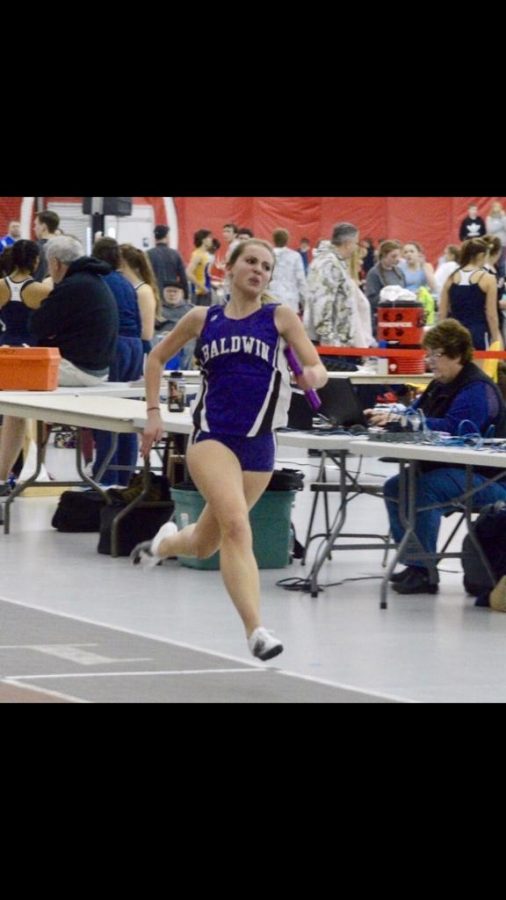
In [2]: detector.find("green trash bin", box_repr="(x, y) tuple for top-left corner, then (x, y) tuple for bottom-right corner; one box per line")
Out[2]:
(171, 487), (296, 570)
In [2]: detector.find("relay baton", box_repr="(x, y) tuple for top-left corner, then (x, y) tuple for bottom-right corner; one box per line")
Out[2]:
(284, 347), (322, 411)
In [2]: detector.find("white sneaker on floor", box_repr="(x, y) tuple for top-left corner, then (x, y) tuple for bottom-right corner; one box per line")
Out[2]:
(130, 522), (178, 569)
(248, 627), (284, 661)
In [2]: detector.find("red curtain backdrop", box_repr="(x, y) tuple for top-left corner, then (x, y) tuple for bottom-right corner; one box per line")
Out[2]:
(173, 197), (504, 265)
(1, 197), (502, 266)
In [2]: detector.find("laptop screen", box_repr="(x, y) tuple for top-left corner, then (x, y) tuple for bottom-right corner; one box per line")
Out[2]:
(318, 378), (367, 428)
(287, 390), (314, 430)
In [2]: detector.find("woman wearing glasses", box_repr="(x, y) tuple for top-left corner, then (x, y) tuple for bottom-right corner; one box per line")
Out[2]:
(366, 319), (506, 595)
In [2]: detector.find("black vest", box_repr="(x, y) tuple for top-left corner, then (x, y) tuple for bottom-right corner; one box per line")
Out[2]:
(417, 363), (506, 477)
(419, 362), (506, 437)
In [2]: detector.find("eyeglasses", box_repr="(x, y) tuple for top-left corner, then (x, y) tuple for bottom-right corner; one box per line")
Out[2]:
(425, 351), (446, 361)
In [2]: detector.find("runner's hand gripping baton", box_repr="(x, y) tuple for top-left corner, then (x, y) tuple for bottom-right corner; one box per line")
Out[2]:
(284, 347), (322, 411)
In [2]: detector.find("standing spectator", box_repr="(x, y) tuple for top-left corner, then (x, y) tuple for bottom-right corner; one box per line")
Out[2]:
(147, 225), (188, 300)
(365, 240), (406, 330)
(439, 238), (500, 350)
(120, 243), (161, 355)
(482, 235), (505, 342)
(0, 220), (22, 250)
(219, 223), (241, 301)
(268, 228), (307, 314)
(237, 228), (254, 241)
(298, 237), (311, 274)
(222, 223), (240, 262)
(486, 201), (506, 247)
(399, 242), (438, 296)
(486, 201), (506, 286)
(32, 210), (60, 281)
(459, 204), (486, 241)
(360, 237), (376, 276)
(434, 245), (461, 297)
(304, 222), (360, 356)
(347, 247), (375, 348)
(186, 229), (214, 306)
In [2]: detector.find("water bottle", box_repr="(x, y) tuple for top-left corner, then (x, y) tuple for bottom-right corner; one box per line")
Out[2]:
(180, 512), (190, 529)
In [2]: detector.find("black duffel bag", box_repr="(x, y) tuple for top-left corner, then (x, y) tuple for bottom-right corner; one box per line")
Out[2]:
(51, 490), (106, 532)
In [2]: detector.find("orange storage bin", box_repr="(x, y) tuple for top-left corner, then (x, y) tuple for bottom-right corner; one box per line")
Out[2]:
(0, 347), (61, 391)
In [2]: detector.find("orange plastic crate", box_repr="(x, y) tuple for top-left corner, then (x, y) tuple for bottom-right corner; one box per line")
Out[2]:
(0, 347), (61, 391)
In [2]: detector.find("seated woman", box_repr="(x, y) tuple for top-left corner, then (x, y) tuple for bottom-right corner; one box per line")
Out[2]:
(365, 319), (506, 595)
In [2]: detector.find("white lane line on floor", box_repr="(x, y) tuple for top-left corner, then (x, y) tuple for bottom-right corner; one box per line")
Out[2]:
(0, 594), (270, 669)
(278, 669), (414, 703)
(6, 668), (268, 681)
(0, 643), (152, 666)
(0, 595), (406, 699)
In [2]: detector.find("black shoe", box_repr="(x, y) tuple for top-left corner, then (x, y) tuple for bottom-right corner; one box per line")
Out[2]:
(389, 567), (414, 584)
(392, 567), (439, 595)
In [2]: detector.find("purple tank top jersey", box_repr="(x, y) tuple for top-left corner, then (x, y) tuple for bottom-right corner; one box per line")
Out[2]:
(193, 303), (292, 436)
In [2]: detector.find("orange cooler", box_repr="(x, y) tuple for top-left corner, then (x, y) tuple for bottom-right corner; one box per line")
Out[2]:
(0, 347), (61, 391)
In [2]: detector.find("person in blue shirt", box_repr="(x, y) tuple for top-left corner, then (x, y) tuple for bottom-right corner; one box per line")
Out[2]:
(298, 237), (311, 274)
(366, 319), (506, 595)
(0, 220), (21, 250)
(92, 237), (143, 485)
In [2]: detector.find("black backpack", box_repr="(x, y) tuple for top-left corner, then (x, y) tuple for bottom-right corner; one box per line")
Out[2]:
(462, 501), (506, 597)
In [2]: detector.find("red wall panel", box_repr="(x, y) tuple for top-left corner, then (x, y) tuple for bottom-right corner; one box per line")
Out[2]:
(2, 197), (505, 268)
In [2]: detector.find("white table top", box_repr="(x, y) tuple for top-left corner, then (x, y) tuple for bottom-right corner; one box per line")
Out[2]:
(0, 393), (193, 436)
(275, 430), (359, 451)
(352, 438), (506, 469)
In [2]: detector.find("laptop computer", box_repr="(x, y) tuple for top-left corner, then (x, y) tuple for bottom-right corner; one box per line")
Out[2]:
(317, 378), (368, 428)
(286, 379), (368, 431)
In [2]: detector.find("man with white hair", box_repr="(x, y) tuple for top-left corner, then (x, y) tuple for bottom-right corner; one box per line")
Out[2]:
(31, 235), (118, 385)
(304, 222), (360, 346)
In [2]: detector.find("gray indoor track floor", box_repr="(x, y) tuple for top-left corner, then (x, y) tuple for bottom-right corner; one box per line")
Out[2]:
(1, 441), (505, 703)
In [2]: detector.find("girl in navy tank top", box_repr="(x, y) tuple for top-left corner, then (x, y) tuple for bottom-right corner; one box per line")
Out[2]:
(0, 239), (51, 345)
(133, 239), (328, 662)
(439, 237), (501, 351)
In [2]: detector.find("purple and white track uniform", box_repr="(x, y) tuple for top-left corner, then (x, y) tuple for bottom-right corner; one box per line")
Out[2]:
(193, 304), (292, 437)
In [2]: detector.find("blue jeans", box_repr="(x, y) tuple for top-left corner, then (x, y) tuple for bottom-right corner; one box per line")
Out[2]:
(384, 466), (506, 568)
(92, 431), (139, 486)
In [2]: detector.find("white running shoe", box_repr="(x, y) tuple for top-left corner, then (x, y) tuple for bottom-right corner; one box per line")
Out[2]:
(130, 521), (178, 569)
(248, 626), (284, 661)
